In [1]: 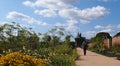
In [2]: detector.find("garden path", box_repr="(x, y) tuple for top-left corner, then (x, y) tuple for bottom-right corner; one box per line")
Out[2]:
(75, 48), (120, 66)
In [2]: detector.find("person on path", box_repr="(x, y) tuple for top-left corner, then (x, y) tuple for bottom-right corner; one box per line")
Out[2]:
(82, 40), (88, 56)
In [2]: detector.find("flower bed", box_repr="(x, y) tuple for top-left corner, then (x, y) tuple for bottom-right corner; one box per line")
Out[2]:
(0, 52), (46, 66)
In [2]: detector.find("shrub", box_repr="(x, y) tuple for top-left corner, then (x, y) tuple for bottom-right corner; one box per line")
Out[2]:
(114, 32), (120, 37)
(0, 52), (46, 66)
(50, 52), (77, 66)
(54, 45), (72, 54)
(50, 55), (72, 66)
(49, 47), (77, 66)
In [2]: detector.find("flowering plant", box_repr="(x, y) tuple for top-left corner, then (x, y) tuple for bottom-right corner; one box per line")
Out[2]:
(0, 52), (46, 66)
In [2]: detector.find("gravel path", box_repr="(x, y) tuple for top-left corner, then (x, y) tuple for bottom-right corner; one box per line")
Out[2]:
(75, 48), (120, 66)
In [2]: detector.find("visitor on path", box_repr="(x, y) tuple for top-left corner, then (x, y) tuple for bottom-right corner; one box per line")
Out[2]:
(82, 40), (88, 56)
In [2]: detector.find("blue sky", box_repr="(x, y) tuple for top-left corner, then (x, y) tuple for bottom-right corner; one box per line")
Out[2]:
(0, 0), (120, 39)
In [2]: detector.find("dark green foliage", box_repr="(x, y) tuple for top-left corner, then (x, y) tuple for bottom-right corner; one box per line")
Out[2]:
(0, 22), (40, 52)
(65, 35), (71, 45)
(54, 45), (72, 54)
(114, 32), (120, 37)
(49, 47), (77, 66)
(90, 32), (110, 43)
(50, 55), (75, 66)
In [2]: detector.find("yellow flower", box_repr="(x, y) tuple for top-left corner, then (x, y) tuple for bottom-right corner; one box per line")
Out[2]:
(0, 52), (46, 66)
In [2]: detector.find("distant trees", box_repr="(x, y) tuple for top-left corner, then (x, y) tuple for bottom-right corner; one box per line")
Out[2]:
(0, 22), (41, 52)
(0, 22), (75, 50)
(114, 32), (120, 37)
(91, 32), (111, 43)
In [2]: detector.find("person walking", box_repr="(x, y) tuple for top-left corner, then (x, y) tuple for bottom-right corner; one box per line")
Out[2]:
(82, 40), (88, 56)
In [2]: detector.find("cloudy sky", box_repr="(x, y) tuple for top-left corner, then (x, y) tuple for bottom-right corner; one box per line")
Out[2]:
(0, 0), (120, 39)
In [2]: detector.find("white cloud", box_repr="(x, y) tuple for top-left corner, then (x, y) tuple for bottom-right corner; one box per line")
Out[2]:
(100, 29), (112, 32)
(0, 21), (9, 25)
(54, 20), (80, 32)
(61, 0), (79, 3)
(23, 1), (35, 7)
(94, 24), (114, 34)
(83, 31), (96, 38)
(0, 21), (30, 28)
(80, 6), (109, 22)
(7, 11), (36, 24)
(54, 22), (65, 27)
(59, 6), (109, 24)
(98, 0), (110, 2)
(59, 8), (79, 19)
(23, 0), (73, 10)
(66, 20), (79, 31)
(23, 0), (109, 24)
(84, 31), (96, 35)
(117, 24), (120, 28)
(94, 25), (104, 29)
(105, 24), (114, 28)
(23, 0), (74, 19)
(6, 11), (48, 26)
(37, 22), (48, 26)
(84, 24), (119, 38)
(98, 0), (118, 2)
(94, 24), (114, 29)
(34, 9), (57, 17)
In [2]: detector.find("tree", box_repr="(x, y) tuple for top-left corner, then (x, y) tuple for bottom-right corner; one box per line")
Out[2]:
(65, 35), (71, 45)
(48, 26), (65, 46)
(28, 33), (40, 50)
(0, 22), (41, 51)
(114, 32), (120, 37)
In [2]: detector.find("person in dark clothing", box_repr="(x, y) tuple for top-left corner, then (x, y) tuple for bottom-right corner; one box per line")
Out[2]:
(82, 40), (88, 56)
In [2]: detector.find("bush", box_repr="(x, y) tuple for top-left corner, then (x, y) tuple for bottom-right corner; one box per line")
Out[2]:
(0, 52), (46, 66)
(50, 55), (73, 66)
(50, 44), (77, 66)
(54, 45), (72, 54)
(50, 49), (77, 66)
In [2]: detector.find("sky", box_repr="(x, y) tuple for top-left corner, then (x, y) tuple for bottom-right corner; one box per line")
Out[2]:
(0, 0), (120, 39)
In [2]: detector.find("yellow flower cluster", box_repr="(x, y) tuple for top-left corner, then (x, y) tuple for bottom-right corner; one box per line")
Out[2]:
(0, 52), (46, 66)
